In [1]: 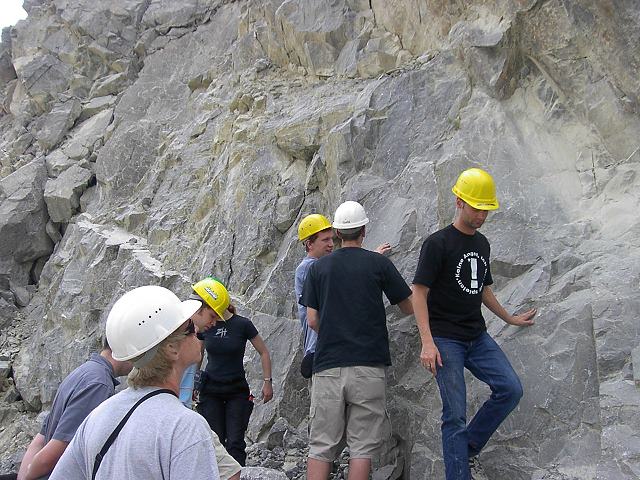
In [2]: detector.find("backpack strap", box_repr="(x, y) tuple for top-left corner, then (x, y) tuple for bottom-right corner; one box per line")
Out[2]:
(91, 389), (176, 479)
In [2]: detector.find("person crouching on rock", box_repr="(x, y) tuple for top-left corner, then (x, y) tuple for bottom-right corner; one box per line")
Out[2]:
(190, 276), (273, 466)
(49, 285), (222, 480)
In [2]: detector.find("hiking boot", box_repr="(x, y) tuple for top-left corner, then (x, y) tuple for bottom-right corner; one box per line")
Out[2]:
(469, 456), (489, 480)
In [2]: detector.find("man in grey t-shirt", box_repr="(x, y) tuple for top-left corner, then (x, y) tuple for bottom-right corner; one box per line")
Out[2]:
(17, 340), (132, 480)
(50, 285), (224, 480)
(50, 387), (221, 480)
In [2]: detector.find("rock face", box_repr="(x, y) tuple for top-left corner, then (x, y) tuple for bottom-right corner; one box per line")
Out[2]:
(1, 1), (640, 479)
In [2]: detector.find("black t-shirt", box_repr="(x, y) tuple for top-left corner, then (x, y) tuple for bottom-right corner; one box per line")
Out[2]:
(301, 247), (412, 373)
(198, 314), (258, 383)
(413, 224), (493, 341)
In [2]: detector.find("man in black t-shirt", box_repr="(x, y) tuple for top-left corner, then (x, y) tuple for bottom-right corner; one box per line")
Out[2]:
(301, 201), (413, 480)
(412, 168), (537, 480)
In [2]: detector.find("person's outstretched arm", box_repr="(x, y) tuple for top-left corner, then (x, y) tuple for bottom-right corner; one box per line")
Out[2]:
(482, 286), (536, 327)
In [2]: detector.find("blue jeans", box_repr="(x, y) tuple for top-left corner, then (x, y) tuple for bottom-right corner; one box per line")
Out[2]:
(434, 332), (523, 480)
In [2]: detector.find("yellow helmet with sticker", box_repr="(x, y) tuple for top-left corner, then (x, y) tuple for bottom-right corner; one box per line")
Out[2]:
(191, 277), (230, 319)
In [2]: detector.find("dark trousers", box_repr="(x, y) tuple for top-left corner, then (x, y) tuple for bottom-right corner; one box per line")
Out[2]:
(198, 392), (253, 466)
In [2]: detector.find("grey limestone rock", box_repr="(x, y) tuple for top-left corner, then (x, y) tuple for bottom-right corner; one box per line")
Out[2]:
(12, 215), (176, 408)
(12, 53), (73, 116)
(0, 159), (52, 282)
(33, 99), (82, 151)
(0, 358), (10, 379)
(89, 72), (130, 98)
(43, 164), (93, 223)
(63, 108), (113, 159)
(78, 95), (116, 122)
(240, 467), (288, 480)
(1, 1), (640, 478)
(45, 149), (75, 177)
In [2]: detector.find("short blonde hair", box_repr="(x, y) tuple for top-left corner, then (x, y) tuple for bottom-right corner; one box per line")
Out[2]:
(127, 328), (187, 389)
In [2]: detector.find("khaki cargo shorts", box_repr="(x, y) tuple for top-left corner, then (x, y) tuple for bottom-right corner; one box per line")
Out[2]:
(308, 366), (391, 461)
(211, 429), (241, 479)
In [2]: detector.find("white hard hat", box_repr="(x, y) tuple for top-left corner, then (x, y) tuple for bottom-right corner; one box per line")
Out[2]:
(332, 201), (369, 230)
(106, 285), (201, 363)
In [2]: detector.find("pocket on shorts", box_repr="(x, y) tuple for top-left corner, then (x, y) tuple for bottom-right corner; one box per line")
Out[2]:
(312, 368), (342, 402)
(315, 367), (341, 378)
(352, 366), (385, 402)
(353, 366), (385, 379)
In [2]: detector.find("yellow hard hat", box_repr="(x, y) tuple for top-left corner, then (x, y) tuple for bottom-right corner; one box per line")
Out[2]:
(298, 214), (332, 241)
(191, 277), (230, 319)
(452, 168), (499, 210)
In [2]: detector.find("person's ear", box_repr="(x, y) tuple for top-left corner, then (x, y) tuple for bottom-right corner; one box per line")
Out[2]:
(164, 341), (181, 361)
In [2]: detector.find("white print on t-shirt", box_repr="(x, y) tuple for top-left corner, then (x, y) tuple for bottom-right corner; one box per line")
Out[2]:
(455, 251), (488, 295)
(215, 327), (228, 338)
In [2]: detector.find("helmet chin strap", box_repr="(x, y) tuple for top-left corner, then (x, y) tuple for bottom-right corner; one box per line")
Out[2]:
(132, 344), (160, 368)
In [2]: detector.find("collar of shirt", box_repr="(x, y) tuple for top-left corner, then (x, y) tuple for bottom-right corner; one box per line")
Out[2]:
(89, 352), (121, 387)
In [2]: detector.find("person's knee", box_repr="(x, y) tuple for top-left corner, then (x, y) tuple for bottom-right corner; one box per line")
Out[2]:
(441, 408), (467, 430)
(502, 377), (523, 407)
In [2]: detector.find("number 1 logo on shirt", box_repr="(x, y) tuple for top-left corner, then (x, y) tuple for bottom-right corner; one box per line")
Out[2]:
(455, 252), (488, 295)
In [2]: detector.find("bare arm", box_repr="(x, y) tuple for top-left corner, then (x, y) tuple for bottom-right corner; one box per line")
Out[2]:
(19, 436), (68, 480)
(249, 335), (273, 403)
(307, 307), (319, 332)
(17, 434), (45, 480)
(397, 296), (414, 315)
(374, 243), (391, 255)
(411, 284), (442, 376)
(482, 286), (536, 327)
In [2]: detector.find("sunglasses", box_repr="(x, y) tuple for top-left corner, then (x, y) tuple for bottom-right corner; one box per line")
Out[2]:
(183, 319), (196, 336)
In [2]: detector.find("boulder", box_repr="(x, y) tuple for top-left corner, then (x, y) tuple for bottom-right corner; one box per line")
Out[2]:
(356, 33), (402, 78)
(0, 44), (16, 88)
(63, 109), (113, 158)
(89, 72), (129, 98)
(78, 95), (116, 122)
(43, 164), (93, 223)
(12, 53), (73, 113)
(45, 149), (74, 177)
(33, 99), (82, 151)
(0, 158), (52, 272)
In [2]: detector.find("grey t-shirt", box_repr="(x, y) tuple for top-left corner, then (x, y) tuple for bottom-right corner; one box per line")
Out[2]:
(49, 387), (220, 480)
(295, 256), (319, 355)
(41, 353), (118, 442)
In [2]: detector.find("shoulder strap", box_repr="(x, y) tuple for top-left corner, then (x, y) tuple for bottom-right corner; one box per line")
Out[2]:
(91, 389), (176, 480)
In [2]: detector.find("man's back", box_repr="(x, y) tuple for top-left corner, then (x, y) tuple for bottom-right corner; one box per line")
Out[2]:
(301, 247), (411, 373)
(42, 353), (117, 443)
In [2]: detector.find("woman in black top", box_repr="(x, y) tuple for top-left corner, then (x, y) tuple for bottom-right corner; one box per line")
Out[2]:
(190, 277), (273, 466)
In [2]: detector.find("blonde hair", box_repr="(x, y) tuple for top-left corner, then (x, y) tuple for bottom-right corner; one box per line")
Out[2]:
(127, 328), (187, 389)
